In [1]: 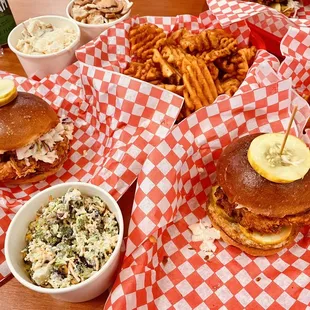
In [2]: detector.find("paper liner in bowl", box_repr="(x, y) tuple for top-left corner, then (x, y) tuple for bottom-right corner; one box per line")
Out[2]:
(105, 61), (310, 309)
(75, 10), (252, 72)
(0, 63), (183, 281)
(206, 0), (310, 39)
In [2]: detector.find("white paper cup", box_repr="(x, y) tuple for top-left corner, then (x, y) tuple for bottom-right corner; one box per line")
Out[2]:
(66, 0), (131, 46)
(8, 16), (81, 79)
(5, 182), (124, 303)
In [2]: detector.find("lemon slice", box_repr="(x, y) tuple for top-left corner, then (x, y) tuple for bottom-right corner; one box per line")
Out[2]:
(239, 225), (292, 245)
(0, 79), (18, 107)
(248, 133), (310, 183)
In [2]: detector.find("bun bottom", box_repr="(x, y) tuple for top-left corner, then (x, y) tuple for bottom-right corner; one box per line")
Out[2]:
(208, 212), (299, 257)
(2, 156), (67, 185)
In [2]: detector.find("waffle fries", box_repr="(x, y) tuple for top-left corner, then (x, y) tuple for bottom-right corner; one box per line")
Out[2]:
(124, 24), (257, 121)
(129, 24), (166, 61)
(123, 60), (162, 82)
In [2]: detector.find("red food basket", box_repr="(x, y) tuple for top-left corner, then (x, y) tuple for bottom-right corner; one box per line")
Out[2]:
(247, 21), (284, 61)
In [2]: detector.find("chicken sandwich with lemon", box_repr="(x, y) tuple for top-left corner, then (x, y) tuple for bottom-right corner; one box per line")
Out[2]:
(0, 82), (73, 184)
(247, 0), (301, 17)
(208, 133), (310, 256)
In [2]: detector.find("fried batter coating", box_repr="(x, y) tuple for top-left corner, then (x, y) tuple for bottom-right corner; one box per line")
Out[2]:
(125, 24), (256, 121)
(157, 84), (185, 96)
(179, 29), (211, 53)
(219, 78), (241, 96)
(215, 186), (310, 234)
(207, 62), (219, 80)
(161, 45), (186, 68)
(231, 46), (257, 81)
(0, 138), (70, 182)
(181, 56), (218, 109)
(123, 60), (162, 82)
(200, 37), (238, 63)
(129, 24), (166, 61)
(206, 29), (233, 50)
(215, 58), (235, 74)
(153, 49), (183, 85)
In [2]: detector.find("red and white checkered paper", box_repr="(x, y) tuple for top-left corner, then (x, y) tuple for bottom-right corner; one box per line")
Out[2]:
(105, 57), (310, 309)
(75, 10), (306, 127)
(0, 63), (183, 281)
(278, 26), (310, 98)
(74, 8), (309, 108)
(205, 1), (310, 101)
(207, 0), (310, 39)
(75, 11), (253, 71)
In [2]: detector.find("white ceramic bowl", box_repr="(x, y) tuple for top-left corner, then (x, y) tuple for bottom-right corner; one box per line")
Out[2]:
(5, 182), (124, 303)
(8, 15), (81, 79)
(66, 0), (131, 46)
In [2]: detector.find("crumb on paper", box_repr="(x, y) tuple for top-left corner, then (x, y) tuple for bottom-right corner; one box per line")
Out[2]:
(256, 277), (261, 282)
(76, 119), (87, 127)
(188, 217), (220, 259)
(162, 255), (169, 266)
(160, 117), (166, 125)
(197, 167), (205, 174)
(149, 235), (157, 244)
(201, 216), (212, 227)
(83, 150), (88, 157)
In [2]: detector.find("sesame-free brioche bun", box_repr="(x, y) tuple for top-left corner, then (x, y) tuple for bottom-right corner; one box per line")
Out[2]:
(216, 133), (310, 218)
(0, 92), (59, 152)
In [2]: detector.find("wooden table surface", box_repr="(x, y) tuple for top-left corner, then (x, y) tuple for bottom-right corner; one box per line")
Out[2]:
(0, 0), (207, 309)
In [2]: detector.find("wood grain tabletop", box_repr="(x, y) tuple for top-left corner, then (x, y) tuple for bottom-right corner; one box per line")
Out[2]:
(0, 0), (207, 309)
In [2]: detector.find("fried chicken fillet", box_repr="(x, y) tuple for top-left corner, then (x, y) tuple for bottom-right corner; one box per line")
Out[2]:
(207, 134), (309, 256)
(0, 92), (73, 184)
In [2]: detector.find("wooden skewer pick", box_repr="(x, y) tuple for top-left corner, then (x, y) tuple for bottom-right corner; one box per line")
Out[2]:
(280, 105), (298, 155)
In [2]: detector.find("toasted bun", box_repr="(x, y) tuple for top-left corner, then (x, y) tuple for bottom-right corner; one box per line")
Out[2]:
(208, 212), (298, 256)
(3, 154), (68, 185)
(0, 92), (59, 151)
(217, 134), (310, 218)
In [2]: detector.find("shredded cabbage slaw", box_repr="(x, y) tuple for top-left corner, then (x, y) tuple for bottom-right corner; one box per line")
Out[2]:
(22, 188), (119, 288)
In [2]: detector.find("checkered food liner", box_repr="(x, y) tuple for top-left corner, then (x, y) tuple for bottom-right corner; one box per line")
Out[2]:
(75, 11), (252, 71)
(0, 63), (183, 281)
(206, 0), (310, 39)
(279, 26), (310, 96)
(105, 60), (310, 309)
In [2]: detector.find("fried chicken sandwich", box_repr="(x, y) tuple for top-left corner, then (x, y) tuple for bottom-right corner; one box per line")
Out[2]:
(247, 0), (301, 16)
(208, 133), (310, 256)
(0, 92), (73, 184)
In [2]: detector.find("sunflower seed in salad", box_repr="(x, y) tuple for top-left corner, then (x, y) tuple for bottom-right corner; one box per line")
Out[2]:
(22, 188), (119, 288)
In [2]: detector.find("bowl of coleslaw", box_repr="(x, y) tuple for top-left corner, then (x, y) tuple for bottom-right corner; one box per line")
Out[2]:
(5, 182), (124, 302)
(8, 15), (81, 79)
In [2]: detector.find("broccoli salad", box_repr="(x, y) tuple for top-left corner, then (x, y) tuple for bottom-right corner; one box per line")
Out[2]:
(22, 188), (119, 288)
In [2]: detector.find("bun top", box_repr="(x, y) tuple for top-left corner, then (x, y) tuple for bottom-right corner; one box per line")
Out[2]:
(216, 133), (310, 218)
(0, 92), (59, 151)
